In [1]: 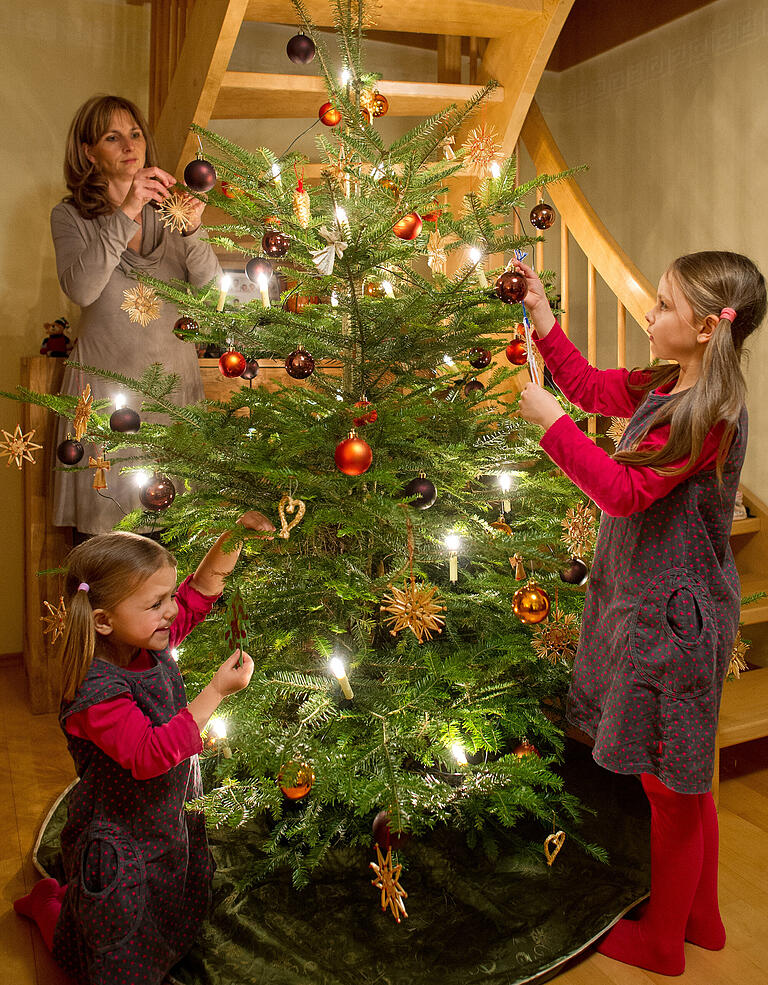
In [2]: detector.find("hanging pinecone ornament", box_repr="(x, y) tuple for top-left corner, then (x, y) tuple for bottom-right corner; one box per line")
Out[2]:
(292, 168), (311, 229)
(121, 283), (161, 326)
(728, 630), (750, 679)
(462, 124), (503, 177)
(157, 190), (197, 233)
(607, 417), (630, 448)
(562, 502), (597, 558)
(531, 604), (580, 664)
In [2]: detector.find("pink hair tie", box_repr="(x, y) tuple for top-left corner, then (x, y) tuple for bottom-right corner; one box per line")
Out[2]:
(720, 307), (737, 323)
(77, 582), (90, 593)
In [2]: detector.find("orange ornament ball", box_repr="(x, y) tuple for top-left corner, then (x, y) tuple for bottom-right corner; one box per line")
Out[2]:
(335, 433), (373, 475)
(513, 740), (540, 758)
(318, 101), (342, 127)
(218, 350), (246, 378)
(278, 761), (315, 800)
(506, 338), (528, 365)
(372, 92), (389, 118)
(283, 292), (320, 314)
(512, 582), (551, 624)
(393, 212), (422, 240)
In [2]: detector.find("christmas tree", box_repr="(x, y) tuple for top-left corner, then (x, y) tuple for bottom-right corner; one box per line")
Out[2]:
(14, 0), (606, 898)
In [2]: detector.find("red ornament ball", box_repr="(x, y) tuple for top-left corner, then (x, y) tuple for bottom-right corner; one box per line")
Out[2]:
(468, 346), (492, 369)
(109, 407), (141, 433)
(530, 203), (556, 230)
(505, 338), (528, 365)
(278, 761), (315, 800)
(335, 434), (373, 476)
(352, 400), (378, 427)
(285, 347), (315, 379)
(262, 230), (290, 258)
(139, 474), (176, 511)
(241, 359), (259, 380)
(286, 32), (316, 64)
(219, 351), (246, 378)
(57, 438), (84, 465)
(183, 157), (216, 192)
(372, 810), (409, 850)
(393, 212), (423, 240)
(318, 102), (342, 127)
(173, 315), (199, 339)
(495, 270), (527, 304)
(464, 379), (485, 396)
(245, 256), (273, 283)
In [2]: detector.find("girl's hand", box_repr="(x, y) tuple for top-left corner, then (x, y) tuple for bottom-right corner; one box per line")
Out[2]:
(512, 259), (556, 336)
(119, 166), (176, 220)
(518, 382), (566, 430)
(237, 510), (276, 538)
(180, 191), (206, 235)
(212, 650), (254, 697)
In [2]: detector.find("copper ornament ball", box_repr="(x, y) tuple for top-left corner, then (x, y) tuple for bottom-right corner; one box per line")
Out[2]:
(512, 582), (551, 624)
(285, 347), (315, 379)
(393, 212), (423, 240)
(513, 740), (541, 758)
(468, 346), (492, 369)
(372, 92), (389, 118)
(505, 338), (528, 365)
(218, 351), (247, 378)
(335, 434), (373, 476)
(559, 557), (590, 586)
(278, 761), (315, 800)
(495, 270), (527, 304)
(261, 230), (290, 258)
(530, 202), (556, 230)
(352, 399), (378, 427)
(241, 359), (259, 381)
(318, 101), (342, 127)
(173, 315), (199, 339)
(139, 474), (177, 511)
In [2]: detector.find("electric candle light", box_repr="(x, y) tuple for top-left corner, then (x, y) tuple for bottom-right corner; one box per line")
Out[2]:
(271, 162), (282, 186)
(381, 280), (394, 298)
(335, 205), (348, 226)
(330, 656), (354, 699)
(134, 469), (151, 487)
(171, 648), (179, 662)
(469, 247), (488, 288)
(330, 290), (339, 307)
(340, 68), (351, 85)
(499, 473), (512, 513)
(216, 274), (232, 312)
(114, 393), (126, 411)
(209, 717), (227, 740)
(444, 533), (460, 583)
(257, 272), (271, 308)
(452, 743), (468, 766)
(490, 162), (501, 179)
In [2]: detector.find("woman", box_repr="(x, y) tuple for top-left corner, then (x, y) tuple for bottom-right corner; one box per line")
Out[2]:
(51, 95), (220, 535)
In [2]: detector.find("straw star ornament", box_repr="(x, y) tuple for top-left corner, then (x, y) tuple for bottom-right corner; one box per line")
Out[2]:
(370, 845), (408, 923)
(0, 425), (43, 469)
(121, 283), (161, 326)
(41, 596), (67, 644)
(73, 384), (93, 441)
(562, 502), (597, 558)
(157, 190), (197, 234)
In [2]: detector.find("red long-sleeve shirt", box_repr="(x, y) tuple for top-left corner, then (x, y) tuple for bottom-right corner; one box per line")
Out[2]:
(65, 574), (220, 780)
(534, 321), (724, 517)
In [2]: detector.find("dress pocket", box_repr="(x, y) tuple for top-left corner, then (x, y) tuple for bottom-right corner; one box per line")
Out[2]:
(74, 819), (146, 952)
(629, 567), (717, 698)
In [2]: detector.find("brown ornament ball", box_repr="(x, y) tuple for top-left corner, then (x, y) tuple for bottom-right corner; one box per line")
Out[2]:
(183, 157), (216, 193)
(219, 351), (246, 378)
(285, 347), (315, 379)
(512, 582), (551, 624)
(283, 292), (319, 314)
(530, 203), (556, 230)
(139, 474), (176, 511)
(262, 230), (290, 258)
(278, 761), (315, 800)
(286, 32), (316, 64)
(372, 810), (409, 850)
(245, 256), (273, 283)
(318, 101), (342, 127)
(513, 740), (540, 758)
(335, 434), (373, 476)
(495, 269), (527, 304)
(559, 557), (590, 586)
(57, 438), (84, 465)
(468, 346), (492, 369)
(173, 315), (199, 339)
(393, 212), (423, 240)
(241, 359), (259, 380)
(464, 379), (485, 396)
(505, 338), (528, 365)
(364, 280), (387, 299)
(109, 407), (141, 433)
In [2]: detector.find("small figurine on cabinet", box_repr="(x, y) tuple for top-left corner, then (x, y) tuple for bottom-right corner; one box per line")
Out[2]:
(40, 317), (73, 357)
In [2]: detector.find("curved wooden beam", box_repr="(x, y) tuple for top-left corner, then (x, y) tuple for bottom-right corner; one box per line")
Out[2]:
(521, 99), (654, 329)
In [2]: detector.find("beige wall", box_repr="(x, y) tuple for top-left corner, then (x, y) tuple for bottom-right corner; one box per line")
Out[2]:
(0, 0), (149, 654)
(533, 0), (768, 492)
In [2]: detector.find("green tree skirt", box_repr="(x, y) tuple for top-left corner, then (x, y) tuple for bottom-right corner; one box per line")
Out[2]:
(36, 742), (649, 985)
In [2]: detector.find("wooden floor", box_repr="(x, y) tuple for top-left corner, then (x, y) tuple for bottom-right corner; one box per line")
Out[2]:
(3, 659), (768, 984)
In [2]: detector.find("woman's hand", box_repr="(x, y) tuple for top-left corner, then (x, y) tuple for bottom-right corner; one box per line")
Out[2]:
(237, 510), (276, 538)
(181, 191), (207, 236)
(518, 382), (566, 430)
(512, 260), (556, 337)
(119, 166), (176, 221)
(212, 650), (254, 697)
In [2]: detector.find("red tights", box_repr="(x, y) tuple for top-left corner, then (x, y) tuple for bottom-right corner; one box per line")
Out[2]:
(13, 877), (65, 951)
(597, 773), (726, 976)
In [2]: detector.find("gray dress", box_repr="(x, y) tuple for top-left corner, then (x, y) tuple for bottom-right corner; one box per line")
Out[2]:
(50, 201), (220, 533)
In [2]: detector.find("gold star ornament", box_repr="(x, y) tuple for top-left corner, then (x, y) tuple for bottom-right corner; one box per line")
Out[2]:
(157, 190), (197, 234)
(0, 425), (43, 469)
(370, 845), (408, 923)
(381, 578), (445, 644)
(41, 596), (67, 643)
(121, 283), (161, 327)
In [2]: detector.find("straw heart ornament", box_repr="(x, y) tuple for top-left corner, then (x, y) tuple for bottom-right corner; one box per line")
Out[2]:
(278, 493), (306, 539)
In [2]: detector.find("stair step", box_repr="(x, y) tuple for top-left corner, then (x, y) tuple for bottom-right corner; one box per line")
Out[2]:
(213, 72), (504, 119)
(732, 516), (761, 535)
(719, 666), (768, 747)
(739, 574), (768, 625)
(244, 0), (541, 37)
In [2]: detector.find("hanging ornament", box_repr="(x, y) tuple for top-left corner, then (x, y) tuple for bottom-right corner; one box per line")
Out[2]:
(286, 31), (316, 64)
(393, 212), (422, 240)
(559, 557), (590, 586)
(0, 425), (43, 469)
(562, 502), (597, 559)
(495, 270), (527, 304)
(121, 283), (161, 326)
(57, 437), (84, 465)
(335, 431), (372, 476)
(278, 761), (315, 800)
(285, 346), (315, 379)
(318, 101), (342, 127)
(73, 384), (93, 441)
(359, 88), (388, 123)
(310, 225), (347, 276)
(728, 630), (750, 679)
(512, 582), (551, 624)
(173, 315), (199, 339)
(372, 810), (409, 851)
(364, 280), (387, 299)
(440, 135), (456, 160)
(607, 417), (630, 448)
(139, 473), (176, 511)
(463, 379), (485, 396)
(513, 739), (540, 758)
(421, 200), (443, 223)
(157, 190), (197, 234)
(506, 338), (528, 365)
(468, 347), (491, 369)
(370, 845), (408, 923)
(183, 156), (217, 192)
(88, 451), (110, 490)
(262, 230), (290, 258)
(400, 473), (437, 510)
(509, 554), (526, 580)
(490, 515), (514, 536)
(378, 176), (400, 198)
(277, 492), (306, 539)
(241, 359), (259, 380)
(530, 203), (556, 230)
(109, 405), (141, 433)
(352, 399), (378, 426)
(283, 291), (319, 314)
(544, 821), (566, 867)
(463, 124), (504, 176)
(40, 596), (67, 644)
(218, 350), (246, 378)
(245, 256), (273, 283)
(381, 517), (445, 642)
(427, 231), (448, 275)
(531, 605), (580, 664)
(292, 167), (311, 228)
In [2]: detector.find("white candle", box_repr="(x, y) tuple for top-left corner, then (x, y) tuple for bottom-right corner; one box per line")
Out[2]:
(499, 473), (511, 513)
(114, 393), (126, 411)
(271, 162), (282, 187)
(330, 656), (354, 700)
(452, 743), (468, 766)
(445, 533), (460, 583)
(257, 273), (270, 308)
(490, 162), (501, 179)
(216, 274), (232, 312)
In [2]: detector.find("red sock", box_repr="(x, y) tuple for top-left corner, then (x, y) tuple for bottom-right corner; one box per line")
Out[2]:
(13, 877), (63, 951)
(597, 773), (703, 976)
(685, 792), (726, 949)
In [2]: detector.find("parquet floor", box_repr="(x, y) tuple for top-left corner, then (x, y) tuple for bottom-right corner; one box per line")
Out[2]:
(2, 659), (767, 984)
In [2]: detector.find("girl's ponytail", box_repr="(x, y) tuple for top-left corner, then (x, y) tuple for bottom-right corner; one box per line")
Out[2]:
(59, 585), (96, 702)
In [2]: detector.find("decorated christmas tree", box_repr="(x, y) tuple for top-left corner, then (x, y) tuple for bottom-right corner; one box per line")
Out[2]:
(13, 0), (608, 909)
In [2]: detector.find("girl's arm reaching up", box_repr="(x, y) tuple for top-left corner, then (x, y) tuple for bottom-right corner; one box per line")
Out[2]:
(190, 510), (275, 598)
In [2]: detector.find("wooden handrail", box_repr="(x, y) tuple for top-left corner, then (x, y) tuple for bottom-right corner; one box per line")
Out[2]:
(521, 99), (654, 331)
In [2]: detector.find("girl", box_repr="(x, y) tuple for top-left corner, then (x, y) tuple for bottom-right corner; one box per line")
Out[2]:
(14, 510), (274, 985)
(515, 251), (766, 977)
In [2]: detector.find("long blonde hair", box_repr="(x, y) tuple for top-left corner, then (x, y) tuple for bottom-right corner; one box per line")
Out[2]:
(63, 95), (157, 219)
(615, 251), (766, 480)
(59, 533), (175, 703)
